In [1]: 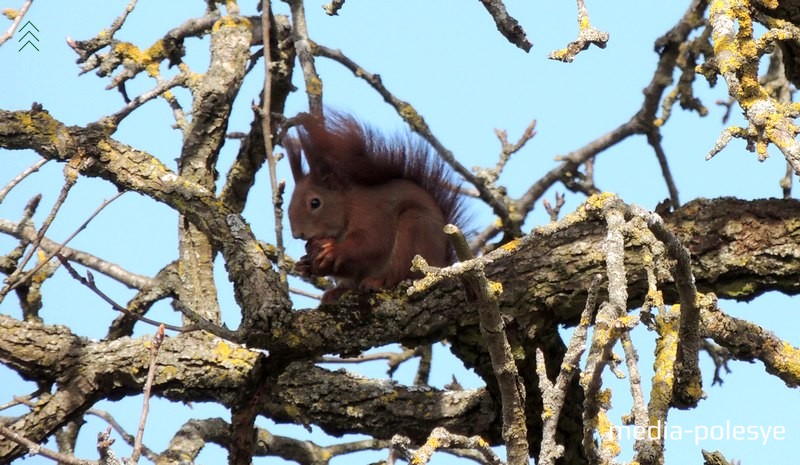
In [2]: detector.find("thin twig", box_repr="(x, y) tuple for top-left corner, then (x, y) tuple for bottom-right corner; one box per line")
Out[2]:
(636, 217), (670, 464)
(97, 426), (124, 465)
(409, 196), (596, 295)
(442, 224), (528, 465)
(620, 331), (651, 454)
(629, 204), (701, 409)
(549, 0), (609, 62)
(0, 424), (96, 465)
(287, 0), (323, 115)
(396, 427), (503, 465)
(2, 189), (123, 298)
(716, 97), (735, 124)
(615, 226), (652, 462)
(647, 129), (681, 209)
(107, 72), (188, 125)
(56, 256), (185, 333)
(106, 0), (138, 38)
(700, 339), (732, 387)
(602, 193), (628, 318)
(0, 158), (48, 203)
(289, 286), (322, 300)
(319, 346), (423, 379)
(0, 0), (34, 47)
(318, 349), (414, 365)
(580, 199), (631, 464)
(2, 169), (78, 294)
(473, 120), (537, 190)
(261, 0), (288, 287)
(492, 120), (537, 182)
(322, 0), (345, 16)
(543, 192), (565, 222)
(701, 296), (800, 388)
(468, 223), (501, 256)
(512, 120), (638, 245)
(19, 194), (41, 226)
(321, 438), (390, 460)
(313, 44), (512, 224)
(780, 161), (792, 198)
(478, 0), (532, 52)
(86, 409), (158, 462)
(0, 389), (43, 412)
(0, 217), (154, 290)
(510, 0), (708, 246)
(170, 299), (240, 340)
(579, 194), (656, 464)
(413, 344), (432, 386)
(581, 302), (623, 464)
(537, 274), (601, 465)
(130, 324), (164, 464)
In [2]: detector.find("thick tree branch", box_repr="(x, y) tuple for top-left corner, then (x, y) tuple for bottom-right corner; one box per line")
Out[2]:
(0, 316), (497, 461)
(701, 296), (800, 388)
(174, 14), (254, 327)
(1, 112), (798, 353)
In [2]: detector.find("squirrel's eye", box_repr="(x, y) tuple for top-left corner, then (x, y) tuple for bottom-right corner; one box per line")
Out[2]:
(310, 198), (321, 209)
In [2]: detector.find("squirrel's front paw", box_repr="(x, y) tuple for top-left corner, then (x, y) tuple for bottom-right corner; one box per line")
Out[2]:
(295, 255), (313, 277)
(309, 237), (337, 275)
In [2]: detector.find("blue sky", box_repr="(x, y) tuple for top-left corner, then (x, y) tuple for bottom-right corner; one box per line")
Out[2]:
(1, 1), (798, 464)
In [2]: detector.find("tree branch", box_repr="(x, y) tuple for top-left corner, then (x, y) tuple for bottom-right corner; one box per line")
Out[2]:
(0, 0), (34, 47)
(478, 0), (532, 52)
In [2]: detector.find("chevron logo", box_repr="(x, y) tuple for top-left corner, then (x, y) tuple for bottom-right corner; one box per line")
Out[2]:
(18, 20), (39, 52)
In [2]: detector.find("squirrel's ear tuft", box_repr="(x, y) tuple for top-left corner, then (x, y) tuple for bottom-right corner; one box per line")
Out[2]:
(291, 111), (367, 190)
(284, 137), (306, 182)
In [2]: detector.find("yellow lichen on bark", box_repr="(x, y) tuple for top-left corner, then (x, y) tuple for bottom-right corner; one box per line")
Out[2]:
(705, 0), (800, 170)
(584, 192), (618, 212)
(500, 238), (521, 253)
(765, 108), (800, 149)
(14, 112), (33, 129)
(597, 408), (621, 457)
(772, 342), (800, 384)
(212, 15), (251, 33)
(549, 48), (570, 61)
(113, 40), (170, 75)
(212, 339), (259, 370)
(397, 103), (425, 131)
(708, 0), (768, 105)
(649, 305), (679, 426)
(305, 74), (323, 97)
(487, 280), (504, 298)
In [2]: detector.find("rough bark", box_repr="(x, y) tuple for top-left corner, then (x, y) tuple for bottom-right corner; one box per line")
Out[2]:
(1, 184), (798, 462)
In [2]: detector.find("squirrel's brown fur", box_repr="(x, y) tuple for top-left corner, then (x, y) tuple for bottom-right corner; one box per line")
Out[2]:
(286, 112), (465, 302)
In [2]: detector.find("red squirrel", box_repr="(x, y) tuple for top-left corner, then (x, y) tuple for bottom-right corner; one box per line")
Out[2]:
(286, 112), (465, 303)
